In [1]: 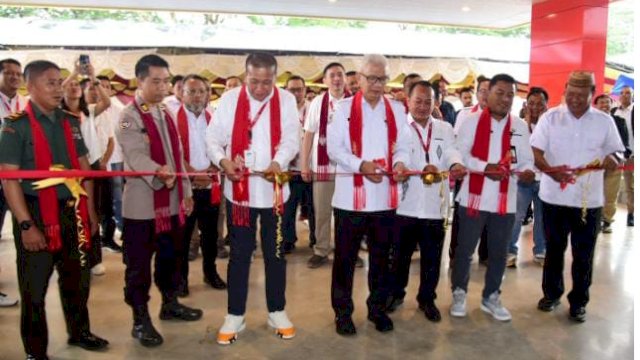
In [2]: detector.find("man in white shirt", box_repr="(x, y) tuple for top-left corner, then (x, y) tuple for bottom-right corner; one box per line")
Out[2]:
(0, 57), (24, 307)
(612, 85), (634, 227)
(162, 74), (184, 115)
(450, 74), (535, 322)
(388, 81), (466, 322)
(175, 74), (227, 297)
(97, 75), (126, 233)
(301, 62), (349, 269)
(207, 53), (299, 344)
(345, 71), (360, 95)
(450, 75), (491, 266)
(282, 75), (314, 254)
(507, 87), (550, 267)
(328, 54), (411, 335)
(531, 71), (624, 322)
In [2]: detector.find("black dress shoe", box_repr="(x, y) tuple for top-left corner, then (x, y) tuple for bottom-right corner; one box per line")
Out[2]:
(205, 273), (227, 290)
(367, 312), (394, 332)
(423, 303), (442, 322)
(26, 354), (49, 360)
(68, 332), (109, 351)
(159, 302), (203, 321)
(627, 213), (634, 227)
(537, 297), (560, 312)
(569, 306), (587, 323)
(131, 321), (163, 347)
(335, 316), (357, 336)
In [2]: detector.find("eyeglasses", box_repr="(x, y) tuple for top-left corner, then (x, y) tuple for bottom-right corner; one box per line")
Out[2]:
(360, 73), (389, 85)
(184, 89), (208, 96)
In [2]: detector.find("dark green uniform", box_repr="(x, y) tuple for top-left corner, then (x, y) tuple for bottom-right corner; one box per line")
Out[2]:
(0, 101), (92, 358)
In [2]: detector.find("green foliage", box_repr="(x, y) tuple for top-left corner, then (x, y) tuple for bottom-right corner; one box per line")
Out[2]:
(0, 6), (163, 23)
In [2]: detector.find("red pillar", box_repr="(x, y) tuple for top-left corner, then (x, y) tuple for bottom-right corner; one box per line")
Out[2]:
(529, 0), (609, 106)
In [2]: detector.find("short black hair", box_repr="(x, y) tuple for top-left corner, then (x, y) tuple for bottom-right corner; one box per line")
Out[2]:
(171, 74), (184, 86)
(135, 54), (169, 79)
(182, 74), (209, 88)
(593, 93), (611, 105)
(476, 75), (490, 92)
(403, 73), (422, 88)
(226, 75), (241, 82)
(408, 80), (433, 97)
(96, 75), (110, 82)
(489, 74), (516, 89)
(527, 86), (549, 102)
(460, 86), (474, 95)
(245, 52), (278, 73)
(0, 58), (21, 70)
(285, 75), (305, 88)
(322, 62), (345, 77)
(345, 71), (357, 77)
(23, 60), (60, 83)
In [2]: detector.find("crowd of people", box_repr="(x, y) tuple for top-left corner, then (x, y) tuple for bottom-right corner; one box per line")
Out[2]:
(0, 51), (633, 359)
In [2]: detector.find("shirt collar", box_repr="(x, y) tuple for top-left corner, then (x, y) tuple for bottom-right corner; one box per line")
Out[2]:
(246, 87), (274, 104)
(407, 113), (433, 128)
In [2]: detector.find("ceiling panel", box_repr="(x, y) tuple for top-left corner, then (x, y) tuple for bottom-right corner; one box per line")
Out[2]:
(2, 0), (538, 29)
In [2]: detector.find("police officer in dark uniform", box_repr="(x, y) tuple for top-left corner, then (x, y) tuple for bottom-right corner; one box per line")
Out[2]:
(0, 60), (108, 360)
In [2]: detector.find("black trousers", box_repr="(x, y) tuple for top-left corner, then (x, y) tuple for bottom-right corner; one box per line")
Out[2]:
(391, 215), (445, 304)
(88, 161), (115, 267)
(541, 202), (601, 308)
(181, 189), (220, 287)
(284, 175), (316, 245)
(332, 209), (395, 317)
(226, 200), (287, 315)
(0, 187), (8, 238)
(14, 196), (91, 357)
(122, 216), (184, 307)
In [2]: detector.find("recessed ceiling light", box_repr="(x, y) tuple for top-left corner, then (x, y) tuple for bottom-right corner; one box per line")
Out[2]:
(462, 6), (471, 12)
(329, 0), (338, 3)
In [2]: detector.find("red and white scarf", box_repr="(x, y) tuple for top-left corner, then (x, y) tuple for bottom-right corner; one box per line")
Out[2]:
(134, 101), (186, 233)
(176, 105), (221, 205)
(317, 90), (351, 181)
(348, 91), (398, 211)
(467, 107), (512, 216)
(230, 86), (282, 226)
(25, 101), (90, 252)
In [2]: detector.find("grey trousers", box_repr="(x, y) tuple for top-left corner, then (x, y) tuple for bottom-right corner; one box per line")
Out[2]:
(312, 180), (335, 257)
(451, 206), (515, 299)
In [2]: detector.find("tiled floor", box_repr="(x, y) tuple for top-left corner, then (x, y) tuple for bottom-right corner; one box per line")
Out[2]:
(0, 209), (634, 360)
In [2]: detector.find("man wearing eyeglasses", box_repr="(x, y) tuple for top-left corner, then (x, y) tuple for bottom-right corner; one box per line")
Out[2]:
(283, 75), (315, 254)
(174, 74), (227, 297)
(327, 54), (411, 335)
(207, 52), (300, 345)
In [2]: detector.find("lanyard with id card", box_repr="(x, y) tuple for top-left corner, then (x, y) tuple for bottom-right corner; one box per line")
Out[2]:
(244, 100), (269, 170)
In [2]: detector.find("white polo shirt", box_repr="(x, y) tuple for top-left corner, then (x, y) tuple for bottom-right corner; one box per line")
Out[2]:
(303, 92), (345, 174)
(397, 115), (463, 219)
(531, 105), (625, 208)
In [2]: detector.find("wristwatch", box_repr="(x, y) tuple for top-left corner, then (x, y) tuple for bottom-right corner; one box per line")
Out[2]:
(19, 220), (34, 231)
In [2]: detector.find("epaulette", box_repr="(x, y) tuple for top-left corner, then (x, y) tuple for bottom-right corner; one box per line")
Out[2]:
(4, 110), (26, 121)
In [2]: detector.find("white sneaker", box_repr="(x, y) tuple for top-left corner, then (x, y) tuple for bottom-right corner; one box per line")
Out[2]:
(506, 253), (517, 268)
(267, 310), (296, 339)
(450, 288), (467, 317)
(0, 292), (18, 307)
(91, 263), (106, 276)
(217, 314), (246, 345)
(481, 292), (512, 321)
(533, 253), (546, 266)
